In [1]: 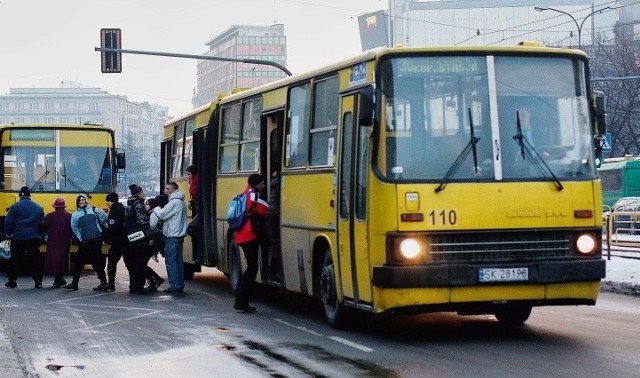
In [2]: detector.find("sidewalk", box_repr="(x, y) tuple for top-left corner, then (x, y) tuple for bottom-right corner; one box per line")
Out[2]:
(0, 311), (23, 376)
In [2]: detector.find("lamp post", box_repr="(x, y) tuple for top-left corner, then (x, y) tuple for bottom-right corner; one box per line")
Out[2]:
(534, 6), (613, 48)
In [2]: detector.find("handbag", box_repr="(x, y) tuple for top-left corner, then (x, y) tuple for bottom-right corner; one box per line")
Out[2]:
(0, 240), (11, 260)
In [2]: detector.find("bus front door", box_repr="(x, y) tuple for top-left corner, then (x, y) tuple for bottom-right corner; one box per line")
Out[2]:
(337, 94), (372, 306)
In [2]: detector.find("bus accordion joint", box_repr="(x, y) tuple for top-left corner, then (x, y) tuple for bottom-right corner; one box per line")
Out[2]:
(401, 213), (424, 222)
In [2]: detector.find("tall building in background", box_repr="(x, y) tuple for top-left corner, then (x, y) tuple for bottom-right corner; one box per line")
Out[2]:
(194, 24), (288, 108)
(0, 85), (169, 193)
(366, 0), (620, 49)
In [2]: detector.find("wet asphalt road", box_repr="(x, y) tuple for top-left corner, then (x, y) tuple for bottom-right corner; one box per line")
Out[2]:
(2, 260), (640, 377)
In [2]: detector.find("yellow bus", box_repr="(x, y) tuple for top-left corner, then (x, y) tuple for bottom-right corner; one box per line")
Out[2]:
(0, 123), (125, 250)
(163, 43), (606, 328)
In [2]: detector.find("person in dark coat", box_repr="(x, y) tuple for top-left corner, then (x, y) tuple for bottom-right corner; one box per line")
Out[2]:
(4, 186), (45, 289)
(126, 184), (152, 294)
(40, 197), (72, 288)
(103, 192), (129, 292)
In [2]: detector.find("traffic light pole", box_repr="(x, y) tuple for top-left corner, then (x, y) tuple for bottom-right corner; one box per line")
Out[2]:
(95, 47), (293, 76)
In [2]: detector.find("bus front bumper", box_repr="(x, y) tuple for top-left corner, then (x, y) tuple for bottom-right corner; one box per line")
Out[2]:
(371, 259), (606, 288)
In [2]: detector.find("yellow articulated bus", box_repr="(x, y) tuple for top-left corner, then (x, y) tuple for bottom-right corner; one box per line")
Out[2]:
(0, 123), (125, 251)
(163, 43), (606, 328)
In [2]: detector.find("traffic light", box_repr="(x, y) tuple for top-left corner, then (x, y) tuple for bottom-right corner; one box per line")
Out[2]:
(100, 28), (122, 73)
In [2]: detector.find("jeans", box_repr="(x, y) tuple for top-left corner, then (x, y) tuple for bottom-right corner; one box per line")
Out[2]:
(164, 236), (184, 290)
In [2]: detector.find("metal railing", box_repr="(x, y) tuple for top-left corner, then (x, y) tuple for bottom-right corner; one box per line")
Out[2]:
(602, 205), (640, 258)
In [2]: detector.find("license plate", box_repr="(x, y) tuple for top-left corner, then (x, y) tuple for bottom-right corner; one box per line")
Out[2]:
(479, 267), (528, 282)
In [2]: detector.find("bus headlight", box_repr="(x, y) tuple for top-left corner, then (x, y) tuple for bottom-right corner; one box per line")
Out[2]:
(399, 238), (421, 259)
(387, 234), (427, 264)
(575, 233), (597, 255)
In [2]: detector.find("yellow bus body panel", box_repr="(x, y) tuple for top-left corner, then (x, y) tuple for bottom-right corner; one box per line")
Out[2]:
(372, 281), (600, 313)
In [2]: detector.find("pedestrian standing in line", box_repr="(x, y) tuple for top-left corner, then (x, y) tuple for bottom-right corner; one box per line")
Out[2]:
(40, 197), (72, 288)
(145, 197), (165, 292)
(4, 186), (45, 289)
(64, 195), (108, 291)
(152, 181), (187, 294)
(103, 192), (129, 292)
(126, 184), (152, 295)
(233, 174), (268, 313)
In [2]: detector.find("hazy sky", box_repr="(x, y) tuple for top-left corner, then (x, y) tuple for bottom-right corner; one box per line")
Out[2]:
(0, 0), (384, 117)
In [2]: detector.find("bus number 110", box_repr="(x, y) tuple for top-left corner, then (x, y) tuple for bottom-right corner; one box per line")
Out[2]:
(429, 210), (457, 225)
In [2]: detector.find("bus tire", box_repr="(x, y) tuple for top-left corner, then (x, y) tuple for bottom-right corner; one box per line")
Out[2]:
(228, 238), (242, 295)
(319, 248), (348, 329)
(494, 305), (532, 325)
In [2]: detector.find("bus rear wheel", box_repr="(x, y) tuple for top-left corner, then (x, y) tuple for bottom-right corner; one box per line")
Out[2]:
(319, 249), (348, 329)
(228, 239), (242, 295)
(494, 305), (532, 325)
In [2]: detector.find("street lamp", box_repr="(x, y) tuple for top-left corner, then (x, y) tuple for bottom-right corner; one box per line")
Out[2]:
(534, 5), (614, 48)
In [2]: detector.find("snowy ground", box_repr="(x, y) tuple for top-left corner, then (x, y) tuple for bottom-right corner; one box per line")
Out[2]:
(601, 245), (640, 296)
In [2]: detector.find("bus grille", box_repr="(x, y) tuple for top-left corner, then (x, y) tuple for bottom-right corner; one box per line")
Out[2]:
(428, 230), (571, 263)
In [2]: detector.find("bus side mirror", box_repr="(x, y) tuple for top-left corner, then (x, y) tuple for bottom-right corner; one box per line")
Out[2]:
(358, 86), (374, 127)
(116, 148), (126, 172)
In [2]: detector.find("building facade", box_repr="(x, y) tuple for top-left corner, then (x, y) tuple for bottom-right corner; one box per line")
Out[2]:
(380, 0), (620, 48)
(193, 24), (288, 108)
(0, 85), (168, 193)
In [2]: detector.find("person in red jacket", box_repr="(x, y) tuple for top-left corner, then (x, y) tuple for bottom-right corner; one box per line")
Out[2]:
(234, 173), (268, 313)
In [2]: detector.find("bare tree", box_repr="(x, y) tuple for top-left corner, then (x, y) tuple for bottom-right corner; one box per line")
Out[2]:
(589, 29), (640, 157)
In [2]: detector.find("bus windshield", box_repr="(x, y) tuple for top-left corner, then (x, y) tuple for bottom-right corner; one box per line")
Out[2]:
(1, 129), (114, 193)
(377, 54), (597, 183)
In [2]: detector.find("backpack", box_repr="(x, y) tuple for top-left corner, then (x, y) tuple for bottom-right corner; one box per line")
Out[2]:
(227, 192), (248, 231)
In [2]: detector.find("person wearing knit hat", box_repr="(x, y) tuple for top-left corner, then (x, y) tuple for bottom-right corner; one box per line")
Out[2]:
(41, 197), (72, 288)
(4, 186), (45, 289)
(103, 192), (128, 292)
(126, 183), (152, 294)
(19, 186), (31, 197)
(232, 174), (268, 313)
(129, 184), (143, 197)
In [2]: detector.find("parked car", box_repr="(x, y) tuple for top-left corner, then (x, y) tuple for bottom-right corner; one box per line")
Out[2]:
(611, 197), (640, 235)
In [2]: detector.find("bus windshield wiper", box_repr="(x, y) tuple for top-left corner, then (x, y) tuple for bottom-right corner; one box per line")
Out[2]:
(435, 108), (480, 193)
(30, 164), (50, 192)
(513, 110), (563, 191)
(61, 164), (92, 198)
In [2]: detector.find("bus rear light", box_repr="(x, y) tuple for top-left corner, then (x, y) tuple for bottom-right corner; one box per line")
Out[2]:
(574, 210), (593, 218)
(401, 213), (424, 222)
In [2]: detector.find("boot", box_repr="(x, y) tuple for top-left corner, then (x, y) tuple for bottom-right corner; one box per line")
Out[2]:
(52, 275), (67, 288)
(93, 279), (110, 292)
(106, 280), (115, 292)
(145, 277), (156, 292)
(63, 278), (79, 291)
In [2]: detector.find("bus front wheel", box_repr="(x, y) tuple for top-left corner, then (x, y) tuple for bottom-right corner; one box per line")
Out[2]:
(494, 305), (532, 325)
(319, 249), (348, 329)
(228, 239), (242, 294)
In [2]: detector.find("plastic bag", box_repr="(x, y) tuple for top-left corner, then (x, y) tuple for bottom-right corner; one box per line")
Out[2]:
(0, 240), (11, 260)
